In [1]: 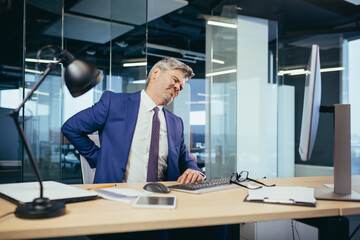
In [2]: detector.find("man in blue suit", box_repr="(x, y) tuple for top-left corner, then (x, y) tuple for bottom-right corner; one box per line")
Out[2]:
(62, 57), (204, 184)
(62, 58), (226, 240)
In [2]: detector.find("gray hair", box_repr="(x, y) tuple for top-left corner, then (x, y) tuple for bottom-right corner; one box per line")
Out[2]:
(146, 57), (194, 86)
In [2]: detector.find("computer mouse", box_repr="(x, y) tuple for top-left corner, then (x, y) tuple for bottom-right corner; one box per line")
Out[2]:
(143, 182), (171, 193)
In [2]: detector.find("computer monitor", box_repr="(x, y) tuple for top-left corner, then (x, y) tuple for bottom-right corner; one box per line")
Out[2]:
(298, 44), (360, 201)
(299, 44), (321, 161)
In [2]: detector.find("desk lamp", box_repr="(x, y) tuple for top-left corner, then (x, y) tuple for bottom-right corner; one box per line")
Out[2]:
(8, 47), (103, 219)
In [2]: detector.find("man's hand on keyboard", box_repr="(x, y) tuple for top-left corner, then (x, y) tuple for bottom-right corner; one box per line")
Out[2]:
(177, 169), (205, 184)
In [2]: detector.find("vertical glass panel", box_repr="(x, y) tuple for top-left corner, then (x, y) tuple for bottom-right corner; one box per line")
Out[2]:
(146, 0), (206, 172)
(111, 0), (147, 94)
(0, 1), (24, 183)
(207, 3), (278, 179)
(345, 37), (360, 175)
(61, 0), (112, 182)
(24, 0), (63, 182)
(60, 0), (148, 183)
(187, 78), (207, 171)
(206, 12), (238, 179)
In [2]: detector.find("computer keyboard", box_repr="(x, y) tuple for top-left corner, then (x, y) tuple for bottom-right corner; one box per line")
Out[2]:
(168, 178), (237, 194)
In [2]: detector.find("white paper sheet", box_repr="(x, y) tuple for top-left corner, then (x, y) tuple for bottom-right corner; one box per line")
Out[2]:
(93, 188), (150, 202)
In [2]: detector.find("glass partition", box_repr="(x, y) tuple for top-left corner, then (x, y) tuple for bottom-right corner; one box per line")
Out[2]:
(0, 0), (205, 184)
(111, 0), (147, 94)
(23, 0), (64, 182)
(0, 1), (24, 183)
(278, 32), (360, 176)
(146, 0), (206, 172)
(346, 37), (360, 175)
(205, 14), (238, 179)
(17, 0), (148, 183)
(206, 3), (278, 179)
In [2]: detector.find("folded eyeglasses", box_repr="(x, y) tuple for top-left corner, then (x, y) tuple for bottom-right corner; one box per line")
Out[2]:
(230, 171), (275, 190)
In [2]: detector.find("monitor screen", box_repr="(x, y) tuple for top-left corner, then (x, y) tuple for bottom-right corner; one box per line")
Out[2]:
(299, 44), (322, 161)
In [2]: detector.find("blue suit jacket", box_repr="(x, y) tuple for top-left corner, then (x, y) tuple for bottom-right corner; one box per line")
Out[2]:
(61, 90), (201, 183)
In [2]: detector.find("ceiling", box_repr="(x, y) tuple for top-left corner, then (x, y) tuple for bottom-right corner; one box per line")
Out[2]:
(0, 0), (360, 87)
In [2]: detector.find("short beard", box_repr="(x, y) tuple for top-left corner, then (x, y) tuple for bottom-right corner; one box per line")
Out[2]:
(162, 93), (174, 105)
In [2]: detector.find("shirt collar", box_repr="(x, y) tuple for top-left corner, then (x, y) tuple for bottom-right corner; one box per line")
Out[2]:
(141, 90), (164, 112)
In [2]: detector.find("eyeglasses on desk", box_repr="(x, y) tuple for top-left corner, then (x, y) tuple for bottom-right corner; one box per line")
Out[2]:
(230, 171), (276, 190)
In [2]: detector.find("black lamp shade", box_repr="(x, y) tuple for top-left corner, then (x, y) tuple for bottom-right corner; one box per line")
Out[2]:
(58, 50), (103, 97)
(64, 60), (103, 97)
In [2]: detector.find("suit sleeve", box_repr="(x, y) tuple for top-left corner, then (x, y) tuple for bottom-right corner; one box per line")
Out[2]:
(61, 91), (111, 168)
(177, 118), (203, 174)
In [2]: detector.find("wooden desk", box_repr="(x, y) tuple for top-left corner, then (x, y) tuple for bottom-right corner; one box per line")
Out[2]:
(0, 176), (360, 239)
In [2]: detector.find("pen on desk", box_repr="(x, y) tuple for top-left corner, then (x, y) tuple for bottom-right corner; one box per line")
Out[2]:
(87, 184), (117, 190)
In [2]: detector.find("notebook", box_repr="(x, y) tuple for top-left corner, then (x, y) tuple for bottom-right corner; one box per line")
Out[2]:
(244, 186), (316, 207)
(0, 181), (98, 204)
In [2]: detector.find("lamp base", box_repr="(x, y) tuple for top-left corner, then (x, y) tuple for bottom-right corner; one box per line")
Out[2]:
(15, 197), (65, 219)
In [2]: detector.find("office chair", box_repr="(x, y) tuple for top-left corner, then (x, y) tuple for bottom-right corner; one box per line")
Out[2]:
(80, 134), (99, 184)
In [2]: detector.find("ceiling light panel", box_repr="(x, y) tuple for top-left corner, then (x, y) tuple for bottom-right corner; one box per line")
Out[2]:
(344, 0), (360, 5)
(44, 13), (133, 44)
(70, 0), (188, 25)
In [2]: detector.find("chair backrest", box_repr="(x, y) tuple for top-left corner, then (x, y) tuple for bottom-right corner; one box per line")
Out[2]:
(80, 135), (99, 184)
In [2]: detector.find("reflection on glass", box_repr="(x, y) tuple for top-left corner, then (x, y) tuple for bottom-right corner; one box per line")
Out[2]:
(19, 0), (149, 183)
(206, 4), (278, 179)
(206, 12), (238, 179)
(347, 38), (360, 174)
(23, 0), (64, 182)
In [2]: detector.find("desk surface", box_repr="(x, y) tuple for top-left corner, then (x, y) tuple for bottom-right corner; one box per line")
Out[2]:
(0, 176), (360, 239)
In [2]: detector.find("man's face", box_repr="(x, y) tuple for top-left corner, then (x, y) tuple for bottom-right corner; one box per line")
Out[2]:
(157, 68), (186, 105)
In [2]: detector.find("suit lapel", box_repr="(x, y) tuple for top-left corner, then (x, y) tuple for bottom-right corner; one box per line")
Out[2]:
(124, 91), (141, 161)
(164, 109), (176, 157)
(164, 109), (181, 180)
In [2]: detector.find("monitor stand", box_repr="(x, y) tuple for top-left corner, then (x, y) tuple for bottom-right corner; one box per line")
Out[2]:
(315, 104), (360, 201)
(315, 187), (360, 201)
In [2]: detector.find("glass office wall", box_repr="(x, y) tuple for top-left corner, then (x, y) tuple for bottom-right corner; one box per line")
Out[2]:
(146, 0), (206, 172)
(60, 0), (147, 182)
(0, 0), (148, 183)
(4, 0), (358, 184)
(279, 32), (360, 176)
(206, 1), (360, 179)
(343, 37), (360, 175)
(0, 1), (24, 183)
(61, 0), (148, 182)
(23, 0), (63, 182)
(205, 15), (237, 179)
(206, 3), (278, 179)
(0, 0), (204, 183)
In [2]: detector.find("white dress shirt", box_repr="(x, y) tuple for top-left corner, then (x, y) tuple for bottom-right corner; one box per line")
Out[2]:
(123, 90), (168, 182)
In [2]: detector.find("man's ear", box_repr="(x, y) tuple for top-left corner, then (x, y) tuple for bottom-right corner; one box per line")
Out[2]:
(152, 67), (161, 80)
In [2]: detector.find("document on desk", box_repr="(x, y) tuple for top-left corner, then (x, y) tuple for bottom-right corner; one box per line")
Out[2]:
(245, 186), (316, 207)
(93, 188), (150, 203)
(0, 181), (98, 204)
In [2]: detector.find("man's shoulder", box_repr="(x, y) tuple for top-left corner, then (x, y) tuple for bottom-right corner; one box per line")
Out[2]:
(163, 108), (181, 121)
(102, 90), (141, 101)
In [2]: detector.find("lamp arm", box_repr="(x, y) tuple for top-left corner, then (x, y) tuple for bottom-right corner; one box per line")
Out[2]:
(14, 61), (60, 113)
(8, 61), (60, 198)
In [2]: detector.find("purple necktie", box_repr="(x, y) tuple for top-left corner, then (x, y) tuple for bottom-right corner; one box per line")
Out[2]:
(147, 107), (160, 182)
